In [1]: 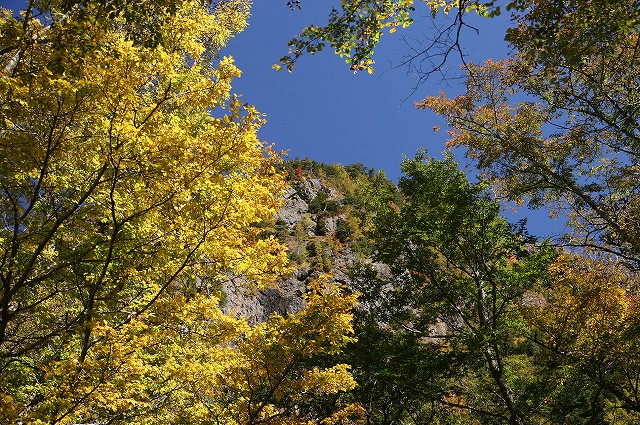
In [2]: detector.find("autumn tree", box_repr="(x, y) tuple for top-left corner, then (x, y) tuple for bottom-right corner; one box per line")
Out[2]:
(523, 254), (640, 422)
(22, 278), (359, 424)
(410, 0), (640, 419)
(277, 2), (640, 422)
(0, 0), (359, 422)
(418, 18), (640, 266)
(281, 0), (640, 264)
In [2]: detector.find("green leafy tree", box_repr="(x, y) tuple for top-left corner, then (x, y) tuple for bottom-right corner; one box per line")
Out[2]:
(279, 0), (639, 81)
(275, 0), (498, 73)
(309, 191), (330, 214)
(347, 151), (556, 424)
(316, 218), (328, 236)
(337, 262), (454, 425)
(275, 0), (415, 73)
(406, 0), (640, 421)
(335, 219), (352, 243)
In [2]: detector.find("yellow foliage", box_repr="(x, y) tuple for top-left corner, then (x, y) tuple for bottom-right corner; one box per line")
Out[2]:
(320, 403), (367, 425)
(528, 254), (638, 359)
(28, 280), (357, 424)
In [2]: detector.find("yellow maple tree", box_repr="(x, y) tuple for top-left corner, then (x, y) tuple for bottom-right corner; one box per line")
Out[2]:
(0, 1), (360, 422)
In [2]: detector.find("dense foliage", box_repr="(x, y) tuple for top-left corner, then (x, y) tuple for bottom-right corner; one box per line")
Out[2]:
(3, 0), (640, 423)
(332, 155), (640, 424)
(278, 1), (640, 424)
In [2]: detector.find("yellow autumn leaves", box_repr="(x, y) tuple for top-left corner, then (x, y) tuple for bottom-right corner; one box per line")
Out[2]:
(26, 281), (358, 424)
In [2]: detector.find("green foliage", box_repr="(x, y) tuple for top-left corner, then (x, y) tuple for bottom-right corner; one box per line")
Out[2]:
(342, 262), (456, 424)
(335, 219), (352, 243)
(281, 0), (639, 78)
(307, 240), (333, 272)
(349, 237), (374, 257)
(505, 0), (640, 69)
(347, 150), (558, 424)
(309, 190), (340, 217)
(409, 1), (640, 420)
(315, 218), (328, 236)
(277, 0), (523, 73)
(276, 0), (415, 73)
(255, 217), (287, 241)
(279, 1), (640, 423)
(344, 163), (375, 179)
(309, 190), (330, 214)
(289, 218), (313, 265)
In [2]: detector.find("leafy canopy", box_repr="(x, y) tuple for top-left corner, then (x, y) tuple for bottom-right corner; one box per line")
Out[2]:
(351, 151), (556, 424)
(278, 0), (640, 77)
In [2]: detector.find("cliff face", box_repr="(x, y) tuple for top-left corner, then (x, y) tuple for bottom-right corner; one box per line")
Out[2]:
(221, 160), (382, 324)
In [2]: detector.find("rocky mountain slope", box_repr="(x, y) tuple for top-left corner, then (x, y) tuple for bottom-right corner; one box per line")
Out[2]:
(221, 159), (387, 324)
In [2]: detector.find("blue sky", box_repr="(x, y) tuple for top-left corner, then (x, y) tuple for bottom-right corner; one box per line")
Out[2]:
(0, 0), (508, 180)
(223, 2), (566, 236)
(225, 1), (512, 182)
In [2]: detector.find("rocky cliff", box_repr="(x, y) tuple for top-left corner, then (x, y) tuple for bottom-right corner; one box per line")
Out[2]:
(221, 159), (383, 324)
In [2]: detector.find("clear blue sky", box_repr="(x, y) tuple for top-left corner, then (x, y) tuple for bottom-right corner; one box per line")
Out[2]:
(223, 2), (566, 237)
(222, 2), (569, 238)
(0, 0), (508, 180)
(224, 1), (511, 182)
